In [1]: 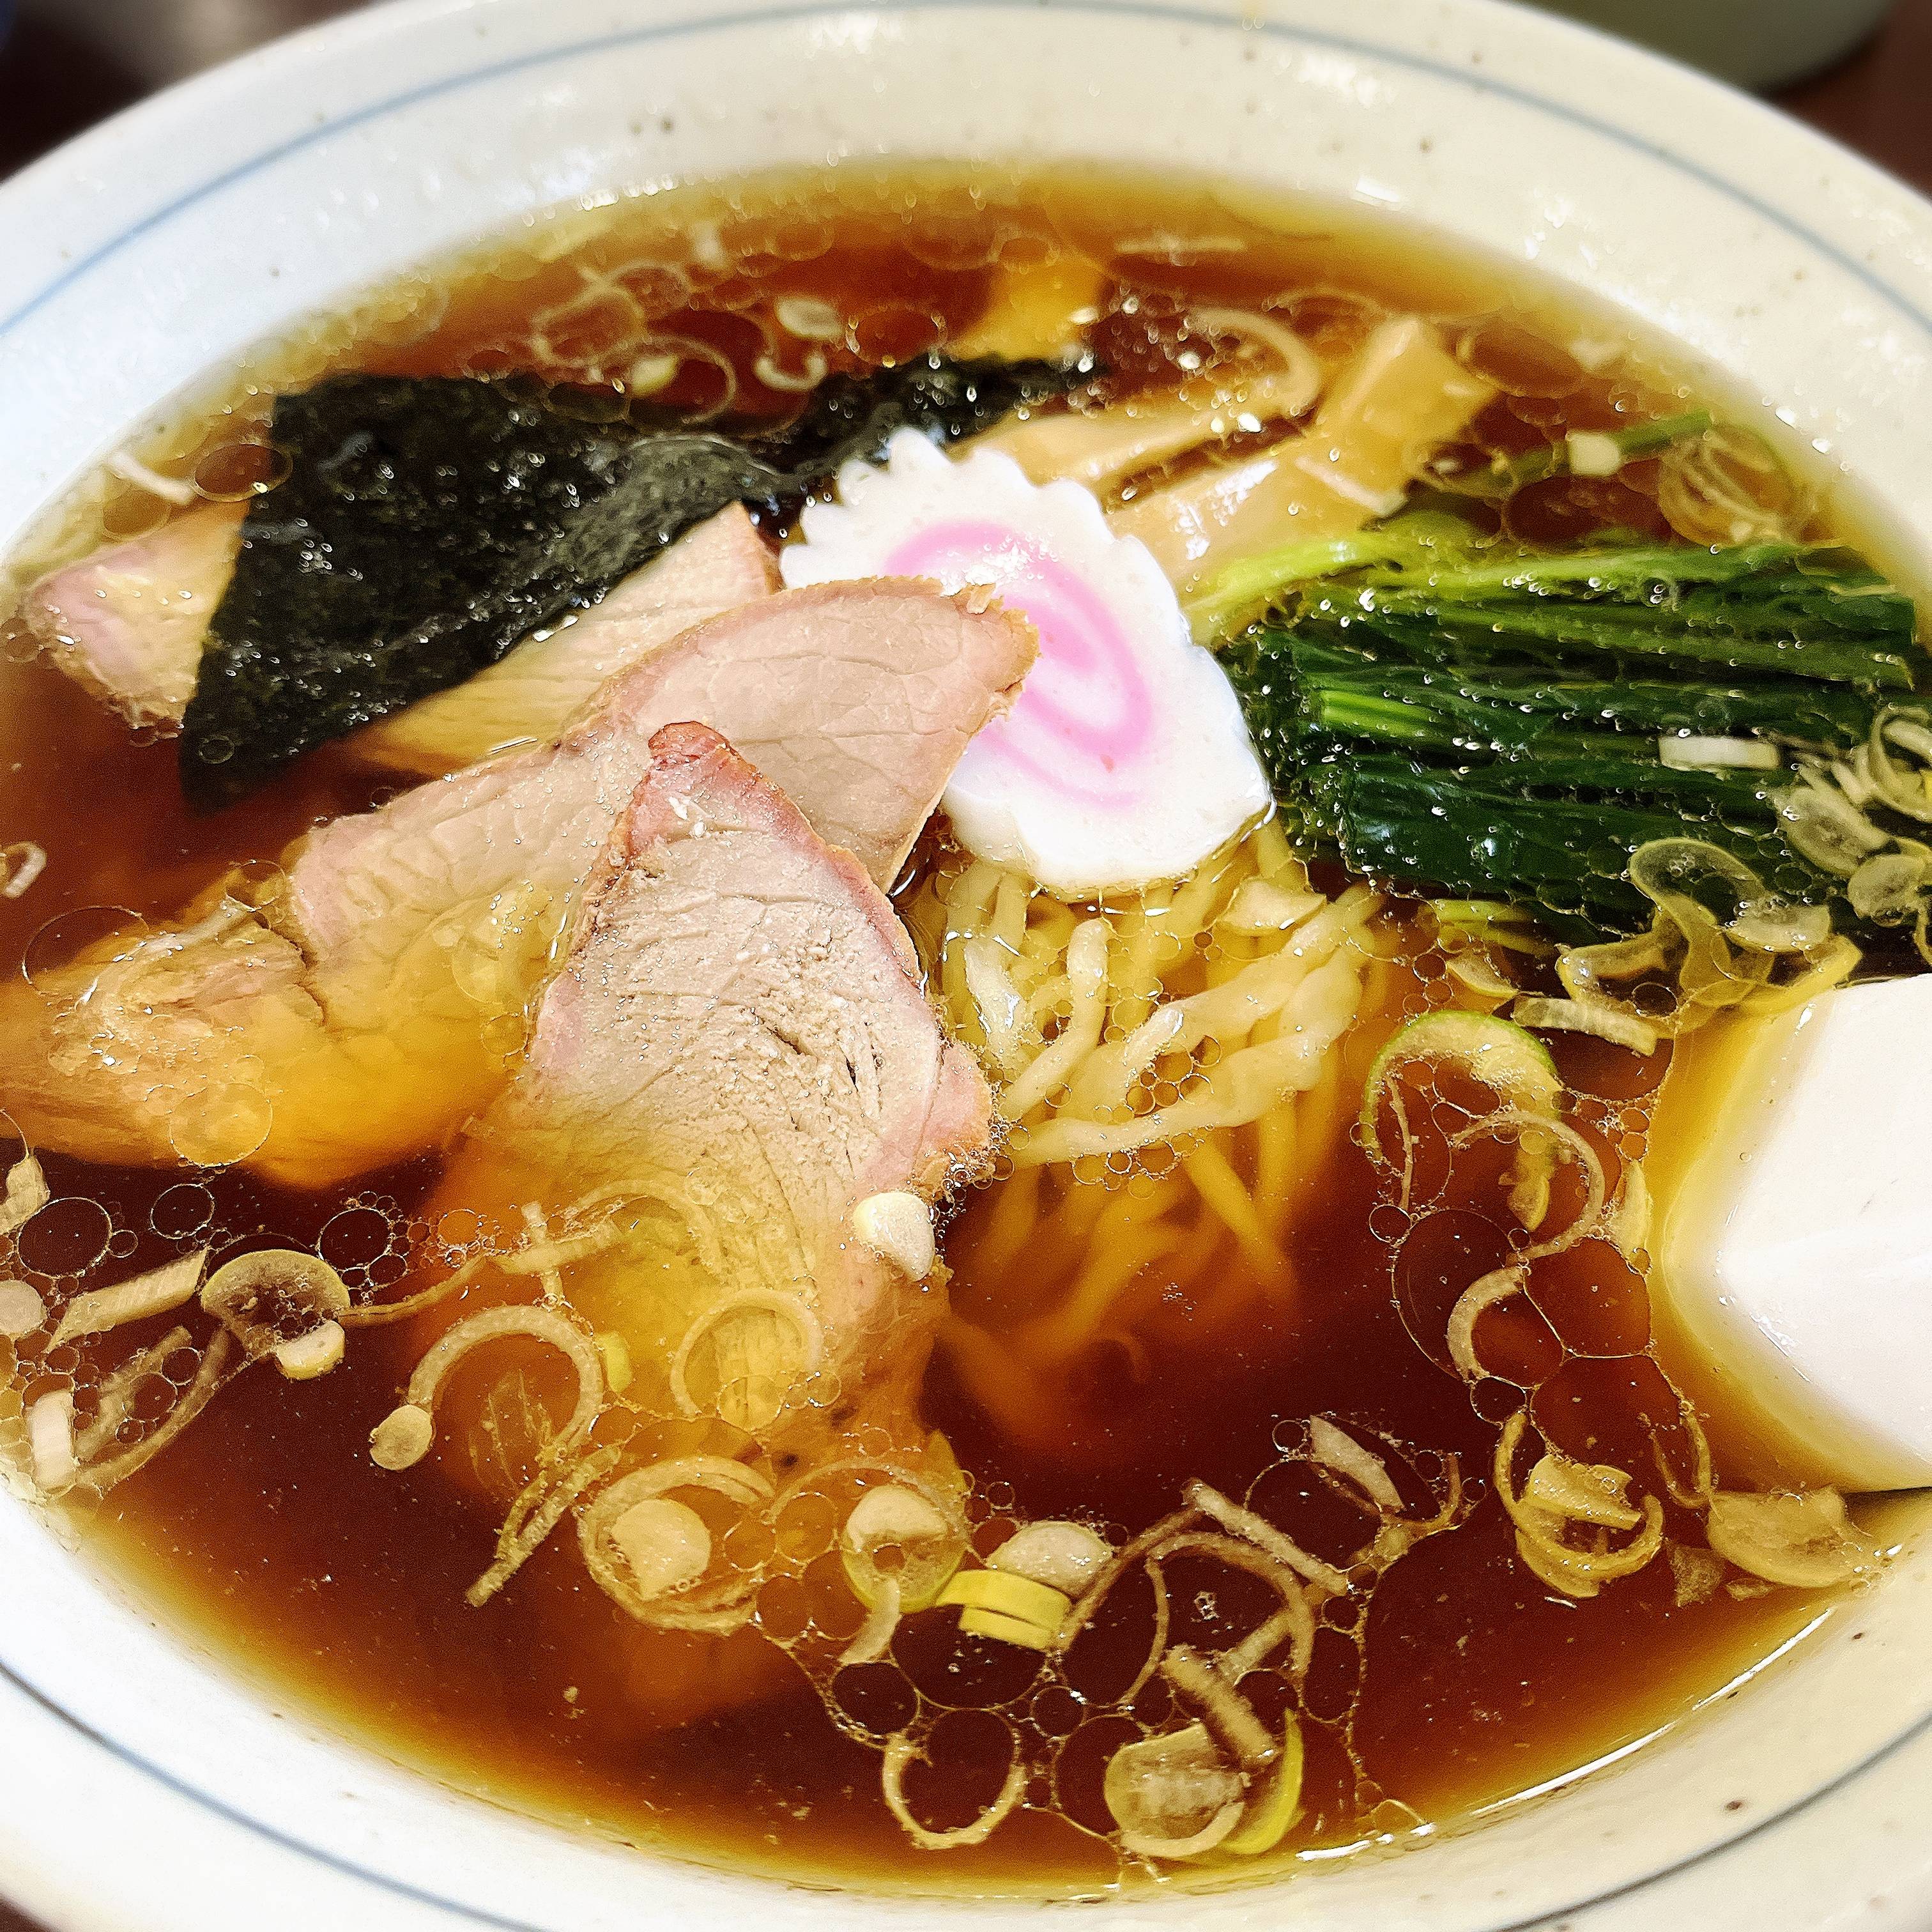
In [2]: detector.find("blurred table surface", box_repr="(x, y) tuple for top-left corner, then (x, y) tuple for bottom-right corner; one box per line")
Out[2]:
(0, 0), (1929, 1928)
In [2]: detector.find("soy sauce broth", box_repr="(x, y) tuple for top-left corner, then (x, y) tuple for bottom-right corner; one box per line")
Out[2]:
(0, 162), (1878, 1894)
(69, 972), (1826, 1889)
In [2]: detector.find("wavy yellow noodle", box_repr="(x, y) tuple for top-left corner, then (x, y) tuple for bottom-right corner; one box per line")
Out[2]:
(910, 824), (1376, 1387)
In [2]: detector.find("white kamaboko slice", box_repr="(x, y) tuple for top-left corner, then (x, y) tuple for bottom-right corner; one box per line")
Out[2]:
(781, 431), (1269, 894)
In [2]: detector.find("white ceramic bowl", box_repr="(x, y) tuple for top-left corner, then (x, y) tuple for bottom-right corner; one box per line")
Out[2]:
(4, 2), (1932, 1927)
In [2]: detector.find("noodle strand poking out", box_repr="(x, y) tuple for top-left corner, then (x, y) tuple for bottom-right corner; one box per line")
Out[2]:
(993, 917), (1111, 1123)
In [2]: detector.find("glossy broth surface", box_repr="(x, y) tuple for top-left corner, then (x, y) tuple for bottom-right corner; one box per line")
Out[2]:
(0, 162), (1864, 1894)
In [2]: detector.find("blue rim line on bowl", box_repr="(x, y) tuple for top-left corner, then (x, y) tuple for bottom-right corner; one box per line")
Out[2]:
(1, 3), (1928, 1926)
(1, 0), (1931, 345)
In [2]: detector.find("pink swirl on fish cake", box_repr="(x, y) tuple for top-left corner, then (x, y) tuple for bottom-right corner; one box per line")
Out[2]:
(883, 519), (1154, 808)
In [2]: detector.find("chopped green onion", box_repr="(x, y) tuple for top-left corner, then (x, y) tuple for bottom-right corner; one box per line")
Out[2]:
(1359, 1011), (1562, 1225)
(958, 1606), (1061, 1652)
(1217, 1715), (1306, 1858)
(1511, 993), (1660, 1056)
(1657, 734), (1781, 772)
(936, 1566), (1071, 1648)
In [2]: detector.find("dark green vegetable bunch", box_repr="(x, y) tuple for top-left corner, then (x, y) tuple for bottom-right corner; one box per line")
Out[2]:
(1217, 514), (1925, 940)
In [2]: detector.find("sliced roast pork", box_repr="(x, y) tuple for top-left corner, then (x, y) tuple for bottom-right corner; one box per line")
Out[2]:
(349, 505), (781, 774)
(0, 582), (1028, 1188)
(585, 578), (1036, 887)
(21, 503), (247, 724)
(18, 502), (779, 756)
(0, 702), (663, 1186)
(441, 723), (992, 1436)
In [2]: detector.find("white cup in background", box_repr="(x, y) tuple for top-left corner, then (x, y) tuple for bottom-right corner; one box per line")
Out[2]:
(1529, 0), (1896, 88)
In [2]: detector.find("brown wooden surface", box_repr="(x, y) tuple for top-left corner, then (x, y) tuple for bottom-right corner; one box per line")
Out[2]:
(0, 1), (1929, 1928)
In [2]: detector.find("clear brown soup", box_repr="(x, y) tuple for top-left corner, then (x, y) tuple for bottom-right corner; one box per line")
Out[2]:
(0, 162), (1860, 1894)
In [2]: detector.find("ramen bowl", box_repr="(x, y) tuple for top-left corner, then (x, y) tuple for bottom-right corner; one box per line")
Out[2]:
(2, 1), (1932, 1928)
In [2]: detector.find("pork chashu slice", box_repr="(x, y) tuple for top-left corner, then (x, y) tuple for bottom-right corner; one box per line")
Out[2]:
(588, 578), (1036, 887)
(19, 502), (778, 755)
(0, 581), (1026, 1189)
(20, 502), (247, 725)
(448, 722), (992, 1438)
(0, 703), (661, 1188)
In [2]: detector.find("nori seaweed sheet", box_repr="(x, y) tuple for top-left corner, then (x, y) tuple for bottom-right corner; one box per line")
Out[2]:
(181, 354), (1086, 809)
(753, 353), (1088, 477)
